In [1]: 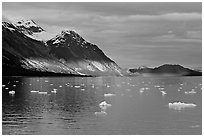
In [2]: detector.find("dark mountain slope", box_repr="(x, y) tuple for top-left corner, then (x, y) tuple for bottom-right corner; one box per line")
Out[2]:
(2, 21), (122, 76)
(129, 64), (202, 76)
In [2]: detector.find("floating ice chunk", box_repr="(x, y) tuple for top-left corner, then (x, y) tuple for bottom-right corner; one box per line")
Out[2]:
(154, 85), (160, 88)
(106, 85), (110, 88)
(168, 102), (196, 111)
(5, 87), (9, 90)
(51, 90), (57, 93)
(139, 88), (145, 93)
(185, 89), (196, 94)
(158, 88), (164, 90)
(30, 90), (39, 93)
(38, 92), (47, 95)
(13, 85), (16, 87)
(80, 89), (85, 91)
(99, 101), (112, 110)
(59, 85), (62, 88)
(191, 125), (201, 128)
(74, 85), (80, 88)
(45, 80), (49, 82)
(9, 90), (15, 95)
(50, 83), (54, 86)
(2, 85), (6, 87)
(91, 84), (95, 88)
(160, 91), (167, 96)
(94, 111), (107, 117)
(104, 93), (116, 97)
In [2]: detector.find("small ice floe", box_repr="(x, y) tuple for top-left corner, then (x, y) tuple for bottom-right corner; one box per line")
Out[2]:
(139, 88), (145, 93)
(50, 83), (54, 86)
(5, 87), (9, 90)
(191, 125), (201, 128)
(13, 85), (16, 87)
(45, 80), (49, 82)
(59, 85), (62, 88)
(106, 85), (110, 88)
(99, 101), (112, 110)
(95, 111), (107, 117)
(91, 84), (95, 88)
(29, 84), (32, 86)
(30, 90), (39, 93)
(104, 93), (116, 97)
(74, 85), (80, 88)
(154, 85), (160, 88)
(185, 89), (196, 94)
(80, 88), (85, 91)
(51, 90), (57, 93)
(160, 91), (167, 96)
(15, 81), (19, 83)
(158, 87), (164, 90)
(168, 102), (196, 111)
(2, 85), (6, 87)
(9, 90), (15, 95)
(38, 92), (48, 95)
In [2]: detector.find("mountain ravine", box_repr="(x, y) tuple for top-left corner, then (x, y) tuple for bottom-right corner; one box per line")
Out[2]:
(2, 20), (122, 76)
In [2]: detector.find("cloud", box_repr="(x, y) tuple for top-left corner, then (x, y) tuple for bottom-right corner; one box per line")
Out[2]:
(2, 3), (202, 68)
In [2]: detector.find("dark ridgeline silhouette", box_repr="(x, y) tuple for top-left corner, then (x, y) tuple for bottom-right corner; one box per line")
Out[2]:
(2, 20), (122, 76)
(129, 64), (202, 76)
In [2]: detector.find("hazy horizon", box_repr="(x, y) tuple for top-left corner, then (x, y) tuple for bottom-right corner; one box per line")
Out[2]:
(2, 2), (202, 68)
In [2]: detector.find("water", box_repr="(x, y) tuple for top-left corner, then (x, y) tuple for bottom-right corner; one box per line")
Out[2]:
(2, 76), (202, 135)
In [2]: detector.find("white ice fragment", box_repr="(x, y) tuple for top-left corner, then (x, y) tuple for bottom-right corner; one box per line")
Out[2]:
(80, 89), (85, 91)
(38, 92), (47, 95)
(139, 88), (145, 93)
(91, 84), (95, 88)
(45, 80), (49, 82)
(168, 102), (196, 111)
(9, 90), (15, 95)
(154, 85), (160, 88)
(51, 90), (57, 93)
(59, 85), (62, 88)
(160, 91), (167, 96)
(104, 93), (116, 97)
(30, 90), (39, 93)
(95, 111), (107, 117)
(99, 101), (112, 110)
(2, 85), (6, 87)
(185, 89), (196, 94)
(74, 85), (80, 88)
(158, 87), (164, 90)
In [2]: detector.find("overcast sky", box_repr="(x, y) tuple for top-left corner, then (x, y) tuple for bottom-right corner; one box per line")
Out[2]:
(2, 2), (202, 68)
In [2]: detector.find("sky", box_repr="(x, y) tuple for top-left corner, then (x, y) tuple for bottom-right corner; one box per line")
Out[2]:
(2, 2), (202, 68)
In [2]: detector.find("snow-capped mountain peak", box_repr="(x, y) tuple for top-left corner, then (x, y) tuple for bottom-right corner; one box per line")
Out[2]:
(15, 19), (44, 32)
(50, 30), (86, 46)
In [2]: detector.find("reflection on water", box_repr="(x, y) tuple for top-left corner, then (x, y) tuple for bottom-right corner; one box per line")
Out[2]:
(2, 76), (202, 135)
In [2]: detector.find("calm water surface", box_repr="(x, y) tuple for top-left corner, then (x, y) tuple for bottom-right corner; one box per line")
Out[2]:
(2, 76), (202, 135)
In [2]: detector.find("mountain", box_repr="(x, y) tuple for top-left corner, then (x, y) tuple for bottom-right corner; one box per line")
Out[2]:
(129, 64), (202, 76)
(2, 20), (122, 76)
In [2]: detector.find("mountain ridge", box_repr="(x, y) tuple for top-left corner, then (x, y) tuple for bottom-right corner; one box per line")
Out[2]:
(2, 20), (122, 76)
(129, 64), (202, 76)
